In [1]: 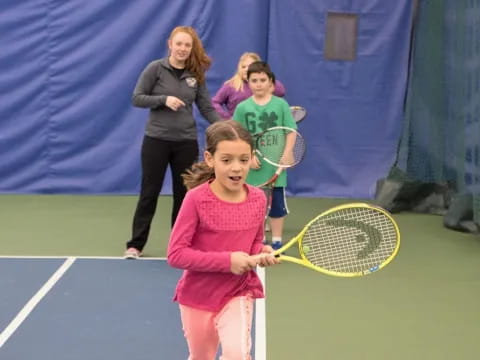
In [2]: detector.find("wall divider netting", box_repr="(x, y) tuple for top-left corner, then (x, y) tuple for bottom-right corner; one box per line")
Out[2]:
(377, 0), (480, 230)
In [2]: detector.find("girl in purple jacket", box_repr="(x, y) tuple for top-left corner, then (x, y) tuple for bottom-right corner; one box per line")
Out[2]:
(212, 52), (286, 119)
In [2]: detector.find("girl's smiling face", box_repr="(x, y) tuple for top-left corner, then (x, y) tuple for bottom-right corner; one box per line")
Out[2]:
(205, 139), (252, 196)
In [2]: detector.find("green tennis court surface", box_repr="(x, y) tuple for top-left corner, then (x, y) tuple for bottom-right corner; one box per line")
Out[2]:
(1, 195), (480, 359)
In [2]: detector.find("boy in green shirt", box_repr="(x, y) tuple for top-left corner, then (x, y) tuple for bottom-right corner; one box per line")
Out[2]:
(233, 61), (297, 249)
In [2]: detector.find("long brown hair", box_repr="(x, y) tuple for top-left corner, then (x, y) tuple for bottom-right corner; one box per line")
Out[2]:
(168, 26), (211, 85)
(182, 120), (254, 190)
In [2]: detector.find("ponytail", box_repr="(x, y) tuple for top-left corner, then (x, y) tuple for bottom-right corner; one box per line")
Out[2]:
(182, 120), (253, 190)
(182, 161), (215, 190)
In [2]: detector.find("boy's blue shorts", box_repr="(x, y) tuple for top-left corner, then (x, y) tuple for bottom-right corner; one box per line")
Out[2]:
(268, 187), (289, 218)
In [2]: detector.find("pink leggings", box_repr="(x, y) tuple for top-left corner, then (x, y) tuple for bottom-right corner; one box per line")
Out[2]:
(179, 295), (254, 360)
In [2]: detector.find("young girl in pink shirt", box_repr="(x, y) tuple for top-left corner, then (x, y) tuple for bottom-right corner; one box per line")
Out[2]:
(167, 120), (279, 359)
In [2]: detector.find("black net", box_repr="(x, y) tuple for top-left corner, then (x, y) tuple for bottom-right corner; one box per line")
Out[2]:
(376, 0), (480, 232)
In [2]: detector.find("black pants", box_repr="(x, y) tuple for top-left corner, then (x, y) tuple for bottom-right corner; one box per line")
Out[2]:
(127, 136), (199, 251)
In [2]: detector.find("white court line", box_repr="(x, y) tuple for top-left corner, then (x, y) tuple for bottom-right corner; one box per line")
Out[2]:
(0, 256), (267, 358)
(0, 256), (76, 348)
(255, 267), (266, 360)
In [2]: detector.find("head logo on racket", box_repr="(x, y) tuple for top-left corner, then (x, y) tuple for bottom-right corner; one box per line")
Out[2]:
(256, 203), (400, 277)
(323, 218), (383, 259)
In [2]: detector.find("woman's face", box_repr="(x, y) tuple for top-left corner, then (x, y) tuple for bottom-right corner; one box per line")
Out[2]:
(168, 32), (193, 67)
(239, 57), (257, 81)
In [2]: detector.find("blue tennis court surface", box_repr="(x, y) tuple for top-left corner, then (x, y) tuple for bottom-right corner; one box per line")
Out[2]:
(0, 258), (188, 359)
(0, 258), (66, 332)
(0, 257), (264, 360)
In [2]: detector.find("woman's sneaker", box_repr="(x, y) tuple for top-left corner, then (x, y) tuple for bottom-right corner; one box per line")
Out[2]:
(124, 248), (143, 259)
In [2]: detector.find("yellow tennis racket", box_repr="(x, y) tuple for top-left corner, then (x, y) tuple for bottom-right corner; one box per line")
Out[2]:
(261, 203), (400, 277)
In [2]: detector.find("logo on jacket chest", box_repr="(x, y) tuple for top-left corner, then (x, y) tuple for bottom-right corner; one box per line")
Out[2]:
(185, 77), (197, 88)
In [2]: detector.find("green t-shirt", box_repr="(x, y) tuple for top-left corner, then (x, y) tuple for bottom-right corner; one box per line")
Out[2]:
(233, 96), (297, 187)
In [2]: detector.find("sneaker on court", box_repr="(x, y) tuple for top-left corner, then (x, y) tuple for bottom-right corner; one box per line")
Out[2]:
(124, 247), (142, 259)
(271, 241), (282, 251)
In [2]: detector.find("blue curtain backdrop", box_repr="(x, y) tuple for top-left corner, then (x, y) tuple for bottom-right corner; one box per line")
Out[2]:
(0, 0), (413, 197)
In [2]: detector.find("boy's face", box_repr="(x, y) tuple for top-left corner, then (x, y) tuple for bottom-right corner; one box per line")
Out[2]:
(248, 72), (272, 98)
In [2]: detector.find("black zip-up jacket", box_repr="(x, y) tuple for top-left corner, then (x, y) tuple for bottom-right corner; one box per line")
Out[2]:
(132, 57), (220, 141)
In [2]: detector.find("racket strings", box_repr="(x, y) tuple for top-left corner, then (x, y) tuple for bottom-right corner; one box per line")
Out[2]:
(291, 135), (306, 165)
(301, 208), (398, 274)
(256, 128), (305, 167)
(290, 106), (307, 123)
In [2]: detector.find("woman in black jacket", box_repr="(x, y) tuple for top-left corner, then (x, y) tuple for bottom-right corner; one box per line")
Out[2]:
(125, 26), (220, 259)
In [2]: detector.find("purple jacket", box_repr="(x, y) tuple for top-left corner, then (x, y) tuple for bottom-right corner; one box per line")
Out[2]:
(212, 80), (286, 119)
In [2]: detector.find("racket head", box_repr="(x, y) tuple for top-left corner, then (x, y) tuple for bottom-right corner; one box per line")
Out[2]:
(277, 203), (400, 277)
(254, 126), (306, 168)
(290, 106), (307, 123)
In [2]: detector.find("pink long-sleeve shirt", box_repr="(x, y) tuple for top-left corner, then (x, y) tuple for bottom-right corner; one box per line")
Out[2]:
(212, 80), (286, 119)
(167, 181), (267, 312)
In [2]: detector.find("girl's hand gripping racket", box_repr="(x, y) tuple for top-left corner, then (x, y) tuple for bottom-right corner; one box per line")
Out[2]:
(256, 203), (400, 277)
(290, 106), (307, 123)
(253, 126), (306, 213)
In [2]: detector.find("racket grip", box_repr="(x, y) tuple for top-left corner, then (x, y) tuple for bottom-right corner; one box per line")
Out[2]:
(251, 252), (279, 265)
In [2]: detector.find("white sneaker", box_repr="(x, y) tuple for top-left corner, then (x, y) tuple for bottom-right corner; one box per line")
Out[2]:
(124, 248), (143, 259)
